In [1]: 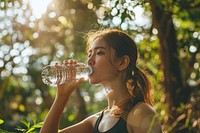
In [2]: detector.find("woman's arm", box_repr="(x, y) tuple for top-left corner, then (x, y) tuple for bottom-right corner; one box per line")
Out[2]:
(40, 95), (69, 133)
(59, 113), (98, 133)
(40, 60), (88, 133)
(40, 78), (84, 133)
(127, 103), (162, 133)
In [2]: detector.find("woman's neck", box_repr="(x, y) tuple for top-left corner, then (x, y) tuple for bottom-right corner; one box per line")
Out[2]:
(103, 83), (131, 109)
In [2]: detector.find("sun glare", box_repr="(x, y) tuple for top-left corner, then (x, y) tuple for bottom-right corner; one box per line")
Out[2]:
(25, 0), (51, 19)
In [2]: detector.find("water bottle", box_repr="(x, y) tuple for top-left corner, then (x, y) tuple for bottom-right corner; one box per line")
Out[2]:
(41, 63), (92, 86)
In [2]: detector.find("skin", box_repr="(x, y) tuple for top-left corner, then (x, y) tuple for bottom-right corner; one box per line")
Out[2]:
(40, 38), (162, 133)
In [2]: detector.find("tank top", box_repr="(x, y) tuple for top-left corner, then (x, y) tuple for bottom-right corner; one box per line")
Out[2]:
(93, 111), (129, 133)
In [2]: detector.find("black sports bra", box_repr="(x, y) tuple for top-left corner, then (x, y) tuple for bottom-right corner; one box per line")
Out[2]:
(93, 111), (129, 133)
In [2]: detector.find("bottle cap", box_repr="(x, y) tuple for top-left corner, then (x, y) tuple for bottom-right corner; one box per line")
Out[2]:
(87, 66), (93, 75)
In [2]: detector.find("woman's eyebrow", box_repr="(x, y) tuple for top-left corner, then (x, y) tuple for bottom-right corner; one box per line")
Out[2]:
(88, 46), (106, 52)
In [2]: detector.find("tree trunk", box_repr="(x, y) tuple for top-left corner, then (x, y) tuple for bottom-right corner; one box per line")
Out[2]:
(74, 89), (87, 123)
(149, 0), (191, 132)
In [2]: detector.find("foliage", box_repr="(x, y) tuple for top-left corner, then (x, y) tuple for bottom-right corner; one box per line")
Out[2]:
(95, 0), (200, 132)
(0, 0), (102, 131)
(0, 116), (43, 133)
(0, 0), (199, 132)
(16, 114), (43, 133)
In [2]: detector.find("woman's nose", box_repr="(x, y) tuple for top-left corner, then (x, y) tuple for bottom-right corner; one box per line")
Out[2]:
(87, 56), (94, 66)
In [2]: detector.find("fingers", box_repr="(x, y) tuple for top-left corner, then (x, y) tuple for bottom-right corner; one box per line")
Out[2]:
(55, 59), (83, 97)
(62, 59), (77, 81)
(63, 59), (77, 66)
(54, 59), (77, 66)
(53, 59), (82, 82)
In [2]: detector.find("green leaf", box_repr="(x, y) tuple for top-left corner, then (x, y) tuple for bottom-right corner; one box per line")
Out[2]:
(28, 114), (36, 125)
(15, 128), (26, 132)
(26, 122), (44, 133)
(0, 119), (4, 125)
(20, 120), (30, 129)
(0, 129), (15, 133)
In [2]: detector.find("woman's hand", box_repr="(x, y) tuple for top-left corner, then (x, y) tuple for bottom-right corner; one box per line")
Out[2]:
(56, 59), (85, 98)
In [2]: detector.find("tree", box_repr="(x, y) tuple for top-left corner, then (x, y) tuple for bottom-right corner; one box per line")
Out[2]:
(96, 0), (200, 132)
(0, 0), (104, 131)
(0, 0), (199, 132)
(149, 1), (200, 132)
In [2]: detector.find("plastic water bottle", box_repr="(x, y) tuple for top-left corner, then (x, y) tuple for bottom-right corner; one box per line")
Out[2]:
(41, 63), (92, 86)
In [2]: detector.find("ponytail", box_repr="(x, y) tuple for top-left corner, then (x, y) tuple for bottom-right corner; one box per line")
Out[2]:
(132, 67), (153, 105)
(113, 67), (154, 117)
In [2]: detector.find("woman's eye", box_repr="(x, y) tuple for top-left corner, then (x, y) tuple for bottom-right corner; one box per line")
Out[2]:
(97, 51), (104, 55)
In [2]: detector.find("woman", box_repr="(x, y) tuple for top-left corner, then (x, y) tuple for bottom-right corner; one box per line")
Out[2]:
(40, 29), (162, 133)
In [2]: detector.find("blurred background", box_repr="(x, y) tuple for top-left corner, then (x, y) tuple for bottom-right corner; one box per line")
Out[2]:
(0, 0), (199, 133)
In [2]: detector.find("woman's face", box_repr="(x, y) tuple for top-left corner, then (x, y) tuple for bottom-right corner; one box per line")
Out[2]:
(87, 38), (121, 85)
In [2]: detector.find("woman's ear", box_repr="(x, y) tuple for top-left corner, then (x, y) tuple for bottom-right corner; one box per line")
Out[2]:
(118, 55), (130, 71)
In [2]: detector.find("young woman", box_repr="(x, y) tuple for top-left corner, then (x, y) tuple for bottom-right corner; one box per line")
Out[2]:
(40, 29), (162, 133)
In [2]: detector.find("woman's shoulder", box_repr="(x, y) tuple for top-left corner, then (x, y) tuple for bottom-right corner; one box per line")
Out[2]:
(127, 102), (157, 120)
(126, 102), (162, 132)
(82, 111), (103, 126)
(127, 102), (158, 124)
(132, 102), (156, 113)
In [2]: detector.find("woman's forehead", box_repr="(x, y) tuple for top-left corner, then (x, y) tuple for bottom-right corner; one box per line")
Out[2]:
(89, 38), (107, 50)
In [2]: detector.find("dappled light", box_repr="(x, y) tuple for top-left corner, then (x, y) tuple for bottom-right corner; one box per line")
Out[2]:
(97, 0), (151, 31)
(23, 0), (52, 19)
(0, 0), (199, 133)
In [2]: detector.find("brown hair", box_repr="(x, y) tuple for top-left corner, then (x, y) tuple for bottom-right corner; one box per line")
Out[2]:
(86, 28), (153, 115)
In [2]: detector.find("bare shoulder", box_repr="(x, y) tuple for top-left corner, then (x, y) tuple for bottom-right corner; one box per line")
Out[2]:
(130, 102), (156, 115)
(82, 111), (102, 126)
(127, 102), (162, 133)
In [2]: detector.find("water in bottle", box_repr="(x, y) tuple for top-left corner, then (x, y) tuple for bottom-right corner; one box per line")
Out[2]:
(41, 63), (92, 86)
